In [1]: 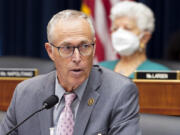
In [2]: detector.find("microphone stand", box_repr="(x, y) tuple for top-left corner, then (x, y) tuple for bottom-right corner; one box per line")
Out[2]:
(6, 105), (46, 135)
(5, 94), (59, 135)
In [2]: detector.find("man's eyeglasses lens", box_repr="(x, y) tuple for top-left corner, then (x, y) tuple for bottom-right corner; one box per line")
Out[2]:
(50, 43), (94, 57)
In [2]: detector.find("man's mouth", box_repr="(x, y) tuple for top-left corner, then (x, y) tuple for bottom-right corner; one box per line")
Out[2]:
(72, 69), (82, 72)
(70, 68), (84, 76)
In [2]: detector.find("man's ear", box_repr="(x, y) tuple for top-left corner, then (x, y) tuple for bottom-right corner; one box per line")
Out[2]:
(93, 38), (96, 57)
(45, 42), (55, 61)
(93, 43), (96, 57)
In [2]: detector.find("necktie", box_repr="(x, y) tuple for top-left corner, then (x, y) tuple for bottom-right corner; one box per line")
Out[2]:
(56, 93), (76, 135)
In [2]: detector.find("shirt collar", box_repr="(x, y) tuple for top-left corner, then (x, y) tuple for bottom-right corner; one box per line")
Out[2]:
(55, 73), (88, 102)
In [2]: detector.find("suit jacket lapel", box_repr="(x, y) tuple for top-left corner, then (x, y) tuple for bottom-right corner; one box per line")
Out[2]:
(37, 71), (56, 135)
(74, 66), (102, 135)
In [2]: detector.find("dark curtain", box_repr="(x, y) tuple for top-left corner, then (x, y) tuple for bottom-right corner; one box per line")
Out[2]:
(0, 0), (81, 58)
(0, 0), (2, 56)
(139, 0), (180, 59)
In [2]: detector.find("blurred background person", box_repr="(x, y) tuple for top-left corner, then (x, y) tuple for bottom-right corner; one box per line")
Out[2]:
(99, 1), (169, 79)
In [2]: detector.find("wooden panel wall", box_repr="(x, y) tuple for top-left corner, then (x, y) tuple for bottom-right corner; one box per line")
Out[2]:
(0, 79), (24, 111)
(134, 80), (180, 115)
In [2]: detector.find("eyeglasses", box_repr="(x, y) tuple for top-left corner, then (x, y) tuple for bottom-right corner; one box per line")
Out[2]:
(49, 42), (95, 58)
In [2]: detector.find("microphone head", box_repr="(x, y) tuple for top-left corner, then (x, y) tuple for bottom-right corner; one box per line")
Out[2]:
(43, 95), (59, 109)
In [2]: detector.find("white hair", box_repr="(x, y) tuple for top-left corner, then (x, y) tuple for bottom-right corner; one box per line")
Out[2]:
(110, 1), (155, 33)
(47, 10), (95, 42)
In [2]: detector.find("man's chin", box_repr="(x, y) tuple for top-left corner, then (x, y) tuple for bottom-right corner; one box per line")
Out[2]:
(70, 78), (86, 89)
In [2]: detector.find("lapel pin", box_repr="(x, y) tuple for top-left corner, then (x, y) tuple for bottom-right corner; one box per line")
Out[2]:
(88, 98), (94, 106)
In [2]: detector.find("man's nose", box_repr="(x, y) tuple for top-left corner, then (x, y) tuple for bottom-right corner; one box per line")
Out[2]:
(72, 48), (81, 63)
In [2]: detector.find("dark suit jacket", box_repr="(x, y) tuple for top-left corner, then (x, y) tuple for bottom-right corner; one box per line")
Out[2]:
(0, 65), (141, 135)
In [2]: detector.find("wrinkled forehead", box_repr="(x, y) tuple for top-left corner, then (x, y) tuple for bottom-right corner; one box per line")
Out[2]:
(50, 18), (94, 45)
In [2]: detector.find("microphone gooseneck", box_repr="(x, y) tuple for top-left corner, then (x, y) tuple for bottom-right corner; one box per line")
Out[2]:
(6, 95), (59, 135)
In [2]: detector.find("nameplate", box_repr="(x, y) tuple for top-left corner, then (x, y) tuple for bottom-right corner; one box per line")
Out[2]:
(0, 68), (38, 78)
(134, 70), (179, 80)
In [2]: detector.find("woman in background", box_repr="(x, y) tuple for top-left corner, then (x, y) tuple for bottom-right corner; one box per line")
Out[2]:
(99, 1), (169, 79)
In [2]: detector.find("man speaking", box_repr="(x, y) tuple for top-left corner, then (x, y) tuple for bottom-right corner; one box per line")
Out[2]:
(0, 10), (141, 135)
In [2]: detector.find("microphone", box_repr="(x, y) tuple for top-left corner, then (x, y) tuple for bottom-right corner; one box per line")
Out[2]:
(6, 95), (59, 135)
(43, 95), (59, 109)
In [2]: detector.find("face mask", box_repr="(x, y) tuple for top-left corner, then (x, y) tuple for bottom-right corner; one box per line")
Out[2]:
(111, 28), (142, 56)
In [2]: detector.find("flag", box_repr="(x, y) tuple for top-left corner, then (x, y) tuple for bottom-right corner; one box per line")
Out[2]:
(81, 0), (132, 63)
